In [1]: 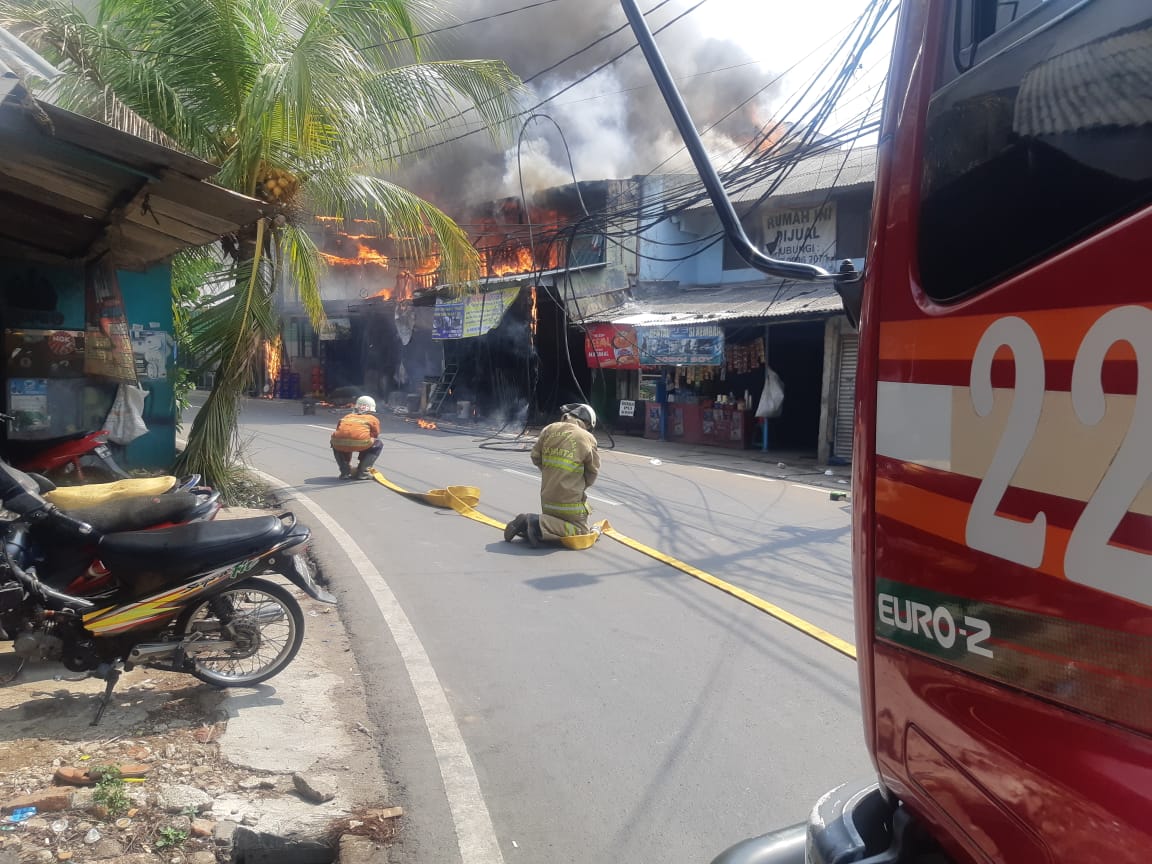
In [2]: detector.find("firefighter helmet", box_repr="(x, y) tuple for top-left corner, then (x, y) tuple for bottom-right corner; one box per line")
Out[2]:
(354, 396), (377, 413)
(561, 403), (597, 429)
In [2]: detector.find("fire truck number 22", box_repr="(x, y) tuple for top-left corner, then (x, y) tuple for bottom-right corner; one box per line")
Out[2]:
(965, 305), (1152, 607)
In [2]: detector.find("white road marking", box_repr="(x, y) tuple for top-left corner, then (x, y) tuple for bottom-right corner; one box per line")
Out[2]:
(501, 468), (622, 506)
(251, 468), (505, 864)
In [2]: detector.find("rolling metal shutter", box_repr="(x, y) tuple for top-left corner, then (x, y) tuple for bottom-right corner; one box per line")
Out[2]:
(832, 332), (858, 461)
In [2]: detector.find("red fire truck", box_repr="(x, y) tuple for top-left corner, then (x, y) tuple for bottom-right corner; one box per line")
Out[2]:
(625, 0), (1152, 861)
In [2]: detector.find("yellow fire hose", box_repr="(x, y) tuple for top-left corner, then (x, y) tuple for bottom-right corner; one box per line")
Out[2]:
(369, 469), (856, 660)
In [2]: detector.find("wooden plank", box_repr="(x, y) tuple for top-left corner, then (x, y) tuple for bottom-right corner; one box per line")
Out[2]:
(155, 173), (265, 230)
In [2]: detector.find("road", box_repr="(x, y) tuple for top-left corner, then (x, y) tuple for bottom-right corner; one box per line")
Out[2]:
(197, 397), (871, 863)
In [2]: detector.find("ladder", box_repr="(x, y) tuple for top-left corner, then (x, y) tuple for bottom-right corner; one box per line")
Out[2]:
(426, 364), (458, 417)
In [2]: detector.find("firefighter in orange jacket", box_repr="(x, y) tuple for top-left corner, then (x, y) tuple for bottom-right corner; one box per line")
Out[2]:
(504, 404), (600, 546)
(331, 396), (383, 480)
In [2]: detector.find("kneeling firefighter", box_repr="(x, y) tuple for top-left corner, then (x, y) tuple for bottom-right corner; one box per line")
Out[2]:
(505, 403), (600, 546)
(331, 396), (383, 480)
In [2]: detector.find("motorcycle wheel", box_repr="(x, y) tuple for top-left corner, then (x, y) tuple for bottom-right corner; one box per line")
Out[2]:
(175, 577), (304, 687)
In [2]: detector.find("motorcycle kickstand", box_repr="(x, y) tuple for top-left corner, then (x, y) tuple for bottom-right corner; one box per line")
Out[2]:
(90, 663), (123, 727)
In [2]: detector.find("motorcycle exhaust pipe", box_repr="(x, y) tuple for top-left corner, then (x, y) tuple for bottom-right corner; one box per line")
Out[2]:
(128, 640), (237, 663)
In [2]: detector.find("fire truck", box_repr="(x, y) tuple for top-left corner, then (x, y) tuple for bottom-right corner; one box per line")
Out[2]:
(624, 0), (1152, 861)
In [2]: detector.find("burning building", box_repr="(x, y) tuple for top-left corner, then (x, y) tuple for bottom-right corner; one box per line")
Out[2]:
(273, 179), (638, 423)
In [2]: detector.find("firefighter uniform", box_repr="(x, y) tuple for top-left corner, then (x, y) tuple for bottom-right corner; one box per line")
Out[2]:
(331, 403), (382, 480)
(529, 415), (600, 540)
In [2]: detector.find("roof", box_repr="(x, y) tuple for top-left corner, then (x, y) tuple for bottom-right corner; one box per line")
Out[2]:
(0, 27), (59, 90)
(0, 97), (266, 269)
(1014, 22), (1152, 136)
(577, 279), (845, 326)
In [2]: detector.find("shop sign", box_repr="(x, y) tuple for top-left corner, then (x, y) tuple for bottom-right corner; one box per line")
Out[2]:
(585, 324), (640, 369)
(433, 287), (518, 340)
(637, 324), (724, 366)
(619, 399), (636, 417)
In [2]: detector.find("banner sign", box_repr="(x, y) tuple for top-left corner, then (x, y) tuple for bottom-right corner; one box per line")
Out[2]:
(758, 202), (837, 270)
(585, 324), (640, 369)
(637, 324), (724, 366)
(432, 287), (519, 340)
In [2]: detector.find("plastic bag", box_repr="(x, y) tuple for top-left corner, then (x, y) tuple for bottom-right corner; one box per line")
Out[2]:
(755, 367), (784, 419)
(104, 383), (149, 445)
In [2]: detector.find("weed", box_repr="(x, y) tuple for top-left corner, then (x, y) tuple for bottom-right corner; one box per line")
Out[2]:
(92, 767), (130, 817)
(156, 826), (189, 849)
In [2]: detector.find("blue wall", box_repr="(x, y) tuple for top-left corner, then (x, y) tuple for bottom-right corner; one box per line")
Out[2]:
(0, 260), (176, 471)
(118, 266), (176, 470)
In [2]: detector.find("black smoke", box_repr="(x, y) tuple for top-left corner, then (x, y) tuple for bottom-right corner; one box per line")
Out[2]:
(396, 0), (777, 208)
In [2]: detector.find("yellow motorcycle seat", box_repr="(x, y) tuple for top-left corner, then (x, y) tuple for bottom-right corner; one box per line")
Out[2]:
(45, 476), (178, 509)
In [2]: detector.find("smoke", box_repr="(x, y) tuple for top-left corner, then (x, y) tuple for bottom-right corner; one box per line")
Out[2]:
(397, 0), (776, 209)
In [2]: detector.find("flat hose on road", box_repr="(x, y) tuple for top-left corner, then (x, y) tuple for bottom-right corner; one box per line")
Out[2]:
(369, 469), (856, 660)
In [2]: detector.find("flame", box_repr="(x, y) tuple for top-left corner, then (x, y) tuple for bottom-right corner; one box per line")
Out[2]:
(320, 242), (389, 268)
(530, 286), (538, 336)
(417, 419), (437, 430)
(264, 334), (283, 393)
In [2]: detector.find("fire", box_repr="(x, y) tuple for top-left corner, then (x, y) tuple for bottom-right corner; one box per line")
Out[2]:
(530, 286), (538, 336)
(489, 246), (537, 277)
(320, 242), (389, 268)
(264, 334), (283, 394)
(417, 419), (437, 430)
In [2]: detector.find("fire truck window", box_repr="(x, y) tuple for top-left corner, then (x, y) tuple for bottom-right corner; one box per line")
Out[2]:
(920, 1), (1152, 302)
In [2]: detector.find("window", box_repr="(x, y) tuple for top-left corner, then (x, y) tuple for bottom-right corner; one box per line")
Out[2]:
(918, 1), (1152, 302)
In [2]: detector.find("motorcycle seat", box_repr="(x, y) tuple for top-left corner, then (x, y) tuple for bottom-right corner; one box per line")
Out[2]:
(45, 476), (178, 509)
(98, 516), (288, 579)
(65, 491), (206, 534)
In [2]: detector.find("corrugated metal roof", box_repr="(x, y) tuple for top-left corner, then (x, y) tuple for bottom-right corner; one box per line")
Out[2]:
(1014, 22), (1152, 136)
(0, 27), (59, 88)
(577, 279), (844, 326)
(665, 145), (877, 214)
(728, 145), (877, 206)
(0, 98), (265, 269)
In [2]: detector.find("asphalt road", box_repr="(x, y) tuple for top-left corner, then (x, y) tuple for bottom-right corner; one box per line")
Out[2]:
(196, 397), (871, 864)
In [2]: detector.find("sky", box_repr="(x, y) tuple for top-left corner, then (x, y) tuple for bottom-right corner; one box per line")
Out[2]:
(401, 0), (896, 206)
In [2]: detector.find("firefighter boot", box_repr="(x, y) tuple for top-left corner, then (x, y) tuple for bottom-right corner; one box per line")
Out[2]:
(504, 513), (528, 542)
(334, 450), (353, 480)
(525, 514), (542, 548)
(352, 448), (380, 481)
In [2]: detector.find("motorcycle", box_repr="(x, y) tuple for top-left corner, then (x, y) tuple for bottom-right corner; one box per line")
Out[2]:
(0, 467), (335, 725)
(3, 426), (131, 485)
(32, 474), (223, 599)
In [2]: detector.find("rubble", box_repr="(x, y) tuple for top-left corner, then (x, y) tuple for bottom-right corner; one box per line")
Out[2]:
(292, 774), (336, 805)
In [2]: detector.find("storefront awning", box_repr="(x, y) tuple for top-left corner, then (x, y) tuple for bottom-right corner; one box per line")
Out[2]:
(0, 97), (265, 270)
(576, 279), (844, 326)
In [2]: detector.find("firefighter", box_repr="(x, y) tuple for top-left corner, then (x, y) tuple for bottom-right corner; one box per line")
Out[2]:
(505, 403), (600, 547)
(331, 396), (383, 480)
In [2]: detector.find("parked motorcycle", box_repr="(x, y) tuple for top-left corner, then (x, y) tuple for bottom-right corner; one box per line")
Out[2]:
(12, 471), (224, 598)
(2, 414), (131, 484)
(0, 464), (335, 725)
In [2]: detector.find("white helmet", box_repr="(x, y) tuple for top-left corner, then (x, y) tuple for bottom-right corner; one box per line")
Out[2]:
(561, 403), (596, 429)
(355, 395), (377, 413)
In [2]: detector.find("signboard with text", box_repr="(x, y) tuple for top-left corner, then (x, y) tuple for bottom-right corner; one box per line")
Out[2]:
(585, 324), (640, 369)
(432, 287), (519, 340)
(637, 324), (724, 366)
(758, 201), (837, 270)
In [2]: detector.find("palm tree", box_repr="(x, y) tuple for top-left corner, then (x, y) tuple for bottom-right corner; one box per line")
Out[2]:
(1, 0), (521, 491)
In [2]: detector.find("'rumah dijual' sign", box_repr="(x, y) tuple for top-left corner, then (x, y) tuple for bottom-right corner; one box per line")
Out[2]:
(758, 202), (837, 270)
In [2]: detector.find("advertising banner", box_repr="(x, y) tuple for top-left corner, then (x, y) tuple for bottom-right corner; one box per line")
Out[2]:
(637, 324), (724, 366)
(584, 324), (640, 369)
(432, 287), (519, 340)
